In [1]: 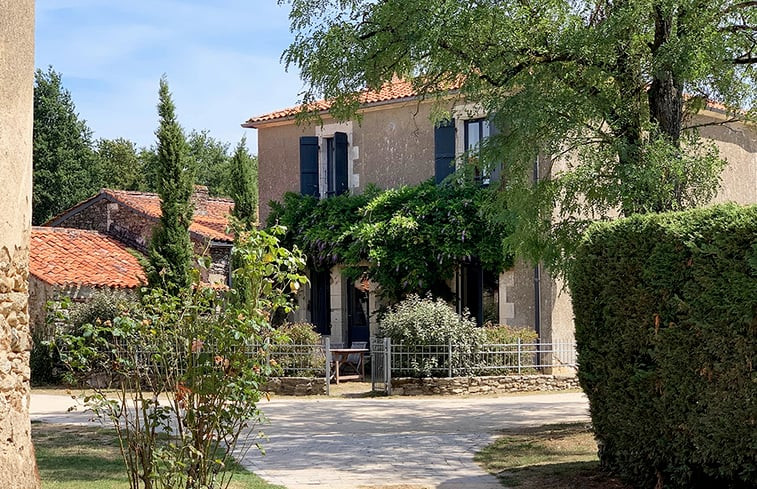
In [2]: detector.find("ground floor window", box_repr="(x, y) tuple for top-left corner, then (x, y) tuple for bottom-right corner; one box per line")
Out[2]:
(458, 264), (499, 326)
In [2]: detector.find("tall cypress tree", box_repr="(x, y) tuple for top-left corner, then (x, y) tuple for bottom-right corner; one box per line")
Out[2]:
(228, 136), (258, 305)
(229, 136), (258, 229)
(147, 76), (195, 292)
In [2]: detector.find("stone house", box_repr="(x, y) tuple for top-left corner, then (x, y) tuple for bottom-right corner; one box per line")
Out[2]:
(28, 227), (146, 333)
(45, 186), (234, 286)
(243, 78), (756, 348)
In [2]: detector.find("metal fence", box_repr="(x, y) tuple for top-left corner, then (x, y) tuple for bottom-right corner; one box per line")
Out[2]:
(369, 337), (577, 393)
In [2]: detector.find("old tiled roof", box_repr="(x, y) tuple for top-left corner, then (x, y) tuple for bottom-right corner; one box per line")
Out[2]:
(243, 77), (435, 127)
(30, 227), (146, 288)
(51, 189), (235, 242)
(244, 76), (734, 128)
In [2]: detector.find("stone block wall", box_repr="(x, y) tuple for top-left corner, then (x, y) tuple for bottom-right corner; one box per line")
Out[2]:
(390, 374), (580, 396)
(0, 0), (39, 485)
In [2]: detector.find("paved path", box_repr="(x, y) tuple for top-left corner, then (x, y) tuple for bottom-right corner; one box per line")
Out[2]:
(30, 390), (589, 489)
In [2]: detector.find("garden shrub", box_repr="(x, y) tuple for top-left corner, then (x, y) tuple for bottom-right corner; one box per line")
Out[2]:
(267, 322), (325, 376)
(482, 323), (538, 344)
(570, 203), (756, 489)
(378, 295), (484, 377)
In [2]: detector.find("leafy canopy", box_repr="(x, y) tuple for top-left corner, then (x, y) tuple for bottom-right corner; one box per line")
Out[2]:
(33, 67), (100, 224)
(281, 0), (755, 270)
(268, 178), (514, 302)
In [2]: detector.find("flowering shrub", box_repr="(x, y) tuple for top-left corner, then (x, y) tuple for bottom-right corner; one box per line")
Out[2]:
(59, 227), (307, 489)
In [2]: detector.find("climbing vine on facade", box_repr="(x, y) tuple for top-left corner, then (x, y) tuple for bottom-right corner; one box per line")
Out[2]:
(267, 178), (514, 302)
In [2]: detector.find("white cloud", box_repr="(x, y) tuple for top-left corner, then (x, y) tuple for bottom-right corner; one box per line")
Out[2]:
(35, 0), (304, 154)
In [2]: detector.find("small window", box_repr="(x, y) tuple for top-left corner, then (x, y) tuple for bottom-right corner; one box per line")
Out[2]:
(464, 118), (493, 186)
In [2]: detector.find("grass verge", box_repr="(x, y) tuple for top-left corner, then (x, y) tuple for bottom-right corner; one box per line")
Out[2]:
(474, 423), (630, 489)
(32, 421), (285, 489)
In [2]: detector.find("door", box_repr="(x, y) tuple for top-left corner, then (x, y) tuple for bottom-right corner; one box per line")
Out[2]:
(346, 276), (370, 344)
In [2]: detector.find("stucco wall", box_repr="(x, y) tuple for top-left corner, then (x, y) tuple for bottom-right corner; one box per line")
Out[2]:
(0, 0), (39, 485)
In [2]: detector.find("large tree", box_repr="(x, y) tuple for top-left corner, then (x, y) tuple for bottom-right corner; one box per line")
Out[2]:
(147, 76), (195, 292)
(282, 0), (756, 269)
(95, 137), (146, 191)
(33, 67), (100, 224)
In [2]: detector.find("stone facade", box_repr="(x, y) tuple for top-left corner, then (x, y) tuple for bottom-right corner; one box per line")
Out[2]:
(390, 374), (580, 396)
(264, 377), (328, 396)
(0, 0), (40, 486)
(249, 84), (757, 347)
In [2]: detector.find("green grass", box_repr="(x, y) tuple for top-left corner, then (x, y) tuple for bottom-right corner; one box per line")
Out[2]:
(474, 423), (630, 489)
(32, 421), (285, 489)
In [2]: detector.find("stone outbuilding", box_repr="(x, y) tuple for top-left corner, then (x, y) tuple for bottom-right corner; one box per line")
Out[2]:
(28, 227), (146, 333)
(46, 186), (234, 285)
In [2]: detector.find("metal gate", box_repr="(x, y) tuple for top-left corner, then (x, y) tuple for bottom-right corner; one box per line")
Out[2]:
(370, 337), (391, 394)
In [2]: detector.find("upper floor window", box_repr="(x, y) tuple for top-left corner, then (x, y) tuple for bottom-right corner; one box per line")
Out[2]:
(464, 118), (493, 186)
(300, 132), (349, 198)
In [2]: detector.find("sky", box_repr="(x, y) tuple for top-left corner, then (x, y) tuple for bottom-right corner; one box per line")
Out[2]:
(35, 0), (306, 154)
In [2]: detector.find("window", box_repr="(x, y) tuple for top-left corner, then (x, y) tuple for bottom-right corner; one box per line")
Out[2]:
(464, 118), (493, 186)
(299, 132), (349, 197)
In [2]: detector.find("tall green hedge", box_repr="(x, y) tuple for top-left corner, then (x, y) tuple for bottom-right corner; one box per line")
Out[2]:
(571, 203), (756, 489)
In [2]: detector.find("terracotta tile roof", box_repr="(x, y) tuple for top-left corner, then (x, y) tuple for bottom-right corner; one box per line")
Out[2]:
(30, 227), (146, 288)
(102, 189), (235, 242)
(243, 77), (438, 127)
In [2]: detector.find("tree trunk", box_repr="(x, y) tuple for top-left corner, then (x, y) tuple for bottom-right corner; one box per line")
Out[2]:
(648, 4), (684, 148)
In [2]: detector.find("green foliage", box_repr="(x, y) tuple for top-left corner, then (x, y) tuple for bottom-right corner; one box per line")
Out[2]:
(570, 203), (757, 489)
(33, 66), (100, 224)
(147, 76), (195, 293)
(482, 324), (538, 345)
(67, 289), (141, 334)
(58, 227), (307, 489)
(95, 138), (147, 191)
(268, 178), (513, 302)
(187, 130), (233, 197)
(266, 323), (324, 377)
(229, 136), (258, 229)
(379, 295), (485, 377)
(281, 0), (755, 272)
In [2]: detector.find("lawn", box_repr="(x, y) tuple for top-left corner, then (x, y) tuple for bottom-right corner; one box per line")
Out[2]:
(475, 423), (631, 489)
(32, 421), (285, 489)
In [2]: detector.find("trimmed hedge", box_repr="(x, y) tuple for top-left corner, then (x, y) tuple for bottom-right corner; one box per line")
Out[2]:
(571, 204), (756, 489)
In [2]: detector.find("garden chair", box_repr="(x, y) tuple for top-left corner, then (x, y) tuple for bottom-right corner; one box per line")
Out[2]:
(342, 341), (368, 376)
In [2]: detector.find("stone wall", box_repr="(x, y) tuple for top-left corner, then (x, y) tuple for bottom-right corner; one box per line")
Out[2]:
(264, 377), (328, 396)
(57, 198), (154, 252)
(390, 374), (580, 396)
(0, 0), (39, 486)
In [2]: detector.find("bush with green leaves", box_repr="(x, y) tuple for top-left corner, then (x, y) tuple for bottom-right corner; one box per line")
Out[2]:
(59, 226), (307, 489)
(378, 295), (485, 377)
(268, 178), (513, 302)
(267, 322), (325, 377)
(570, 203), (757, 489)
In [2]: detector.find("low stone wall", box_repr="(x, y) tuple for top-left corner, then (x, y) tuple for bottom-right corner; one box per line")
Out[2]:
(390, 374), (580, 396)
(264, 377), (328, 396)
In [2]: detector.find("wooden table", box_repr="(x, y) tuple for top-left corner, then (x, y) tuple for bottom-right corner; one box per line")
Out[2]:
(330, 348), (369, 384)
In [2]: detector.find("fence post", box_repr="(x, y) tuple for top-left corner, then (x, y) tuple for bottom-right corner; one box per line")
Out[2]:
(517, 337), (522, 374)
(384, 337), (391, 395)
(448, 338), (453, 378)
(324, 337), (331, 396)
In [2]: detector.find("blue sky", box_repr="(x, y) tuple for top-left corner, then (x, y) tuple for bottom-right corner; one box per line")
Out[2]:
(36, 0), (305, 154)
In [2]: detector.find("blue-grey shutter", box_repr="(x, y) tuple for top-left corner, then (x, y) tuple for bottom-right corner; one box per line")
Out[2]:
(334, 132), (349, 195)
(434, 120), (455, 184)
(299, 136), (319, 196)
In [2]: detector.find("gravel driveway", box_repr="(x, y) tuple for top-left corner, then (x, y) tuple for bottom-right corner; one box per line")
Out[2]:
(30, 389), (589, 489)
